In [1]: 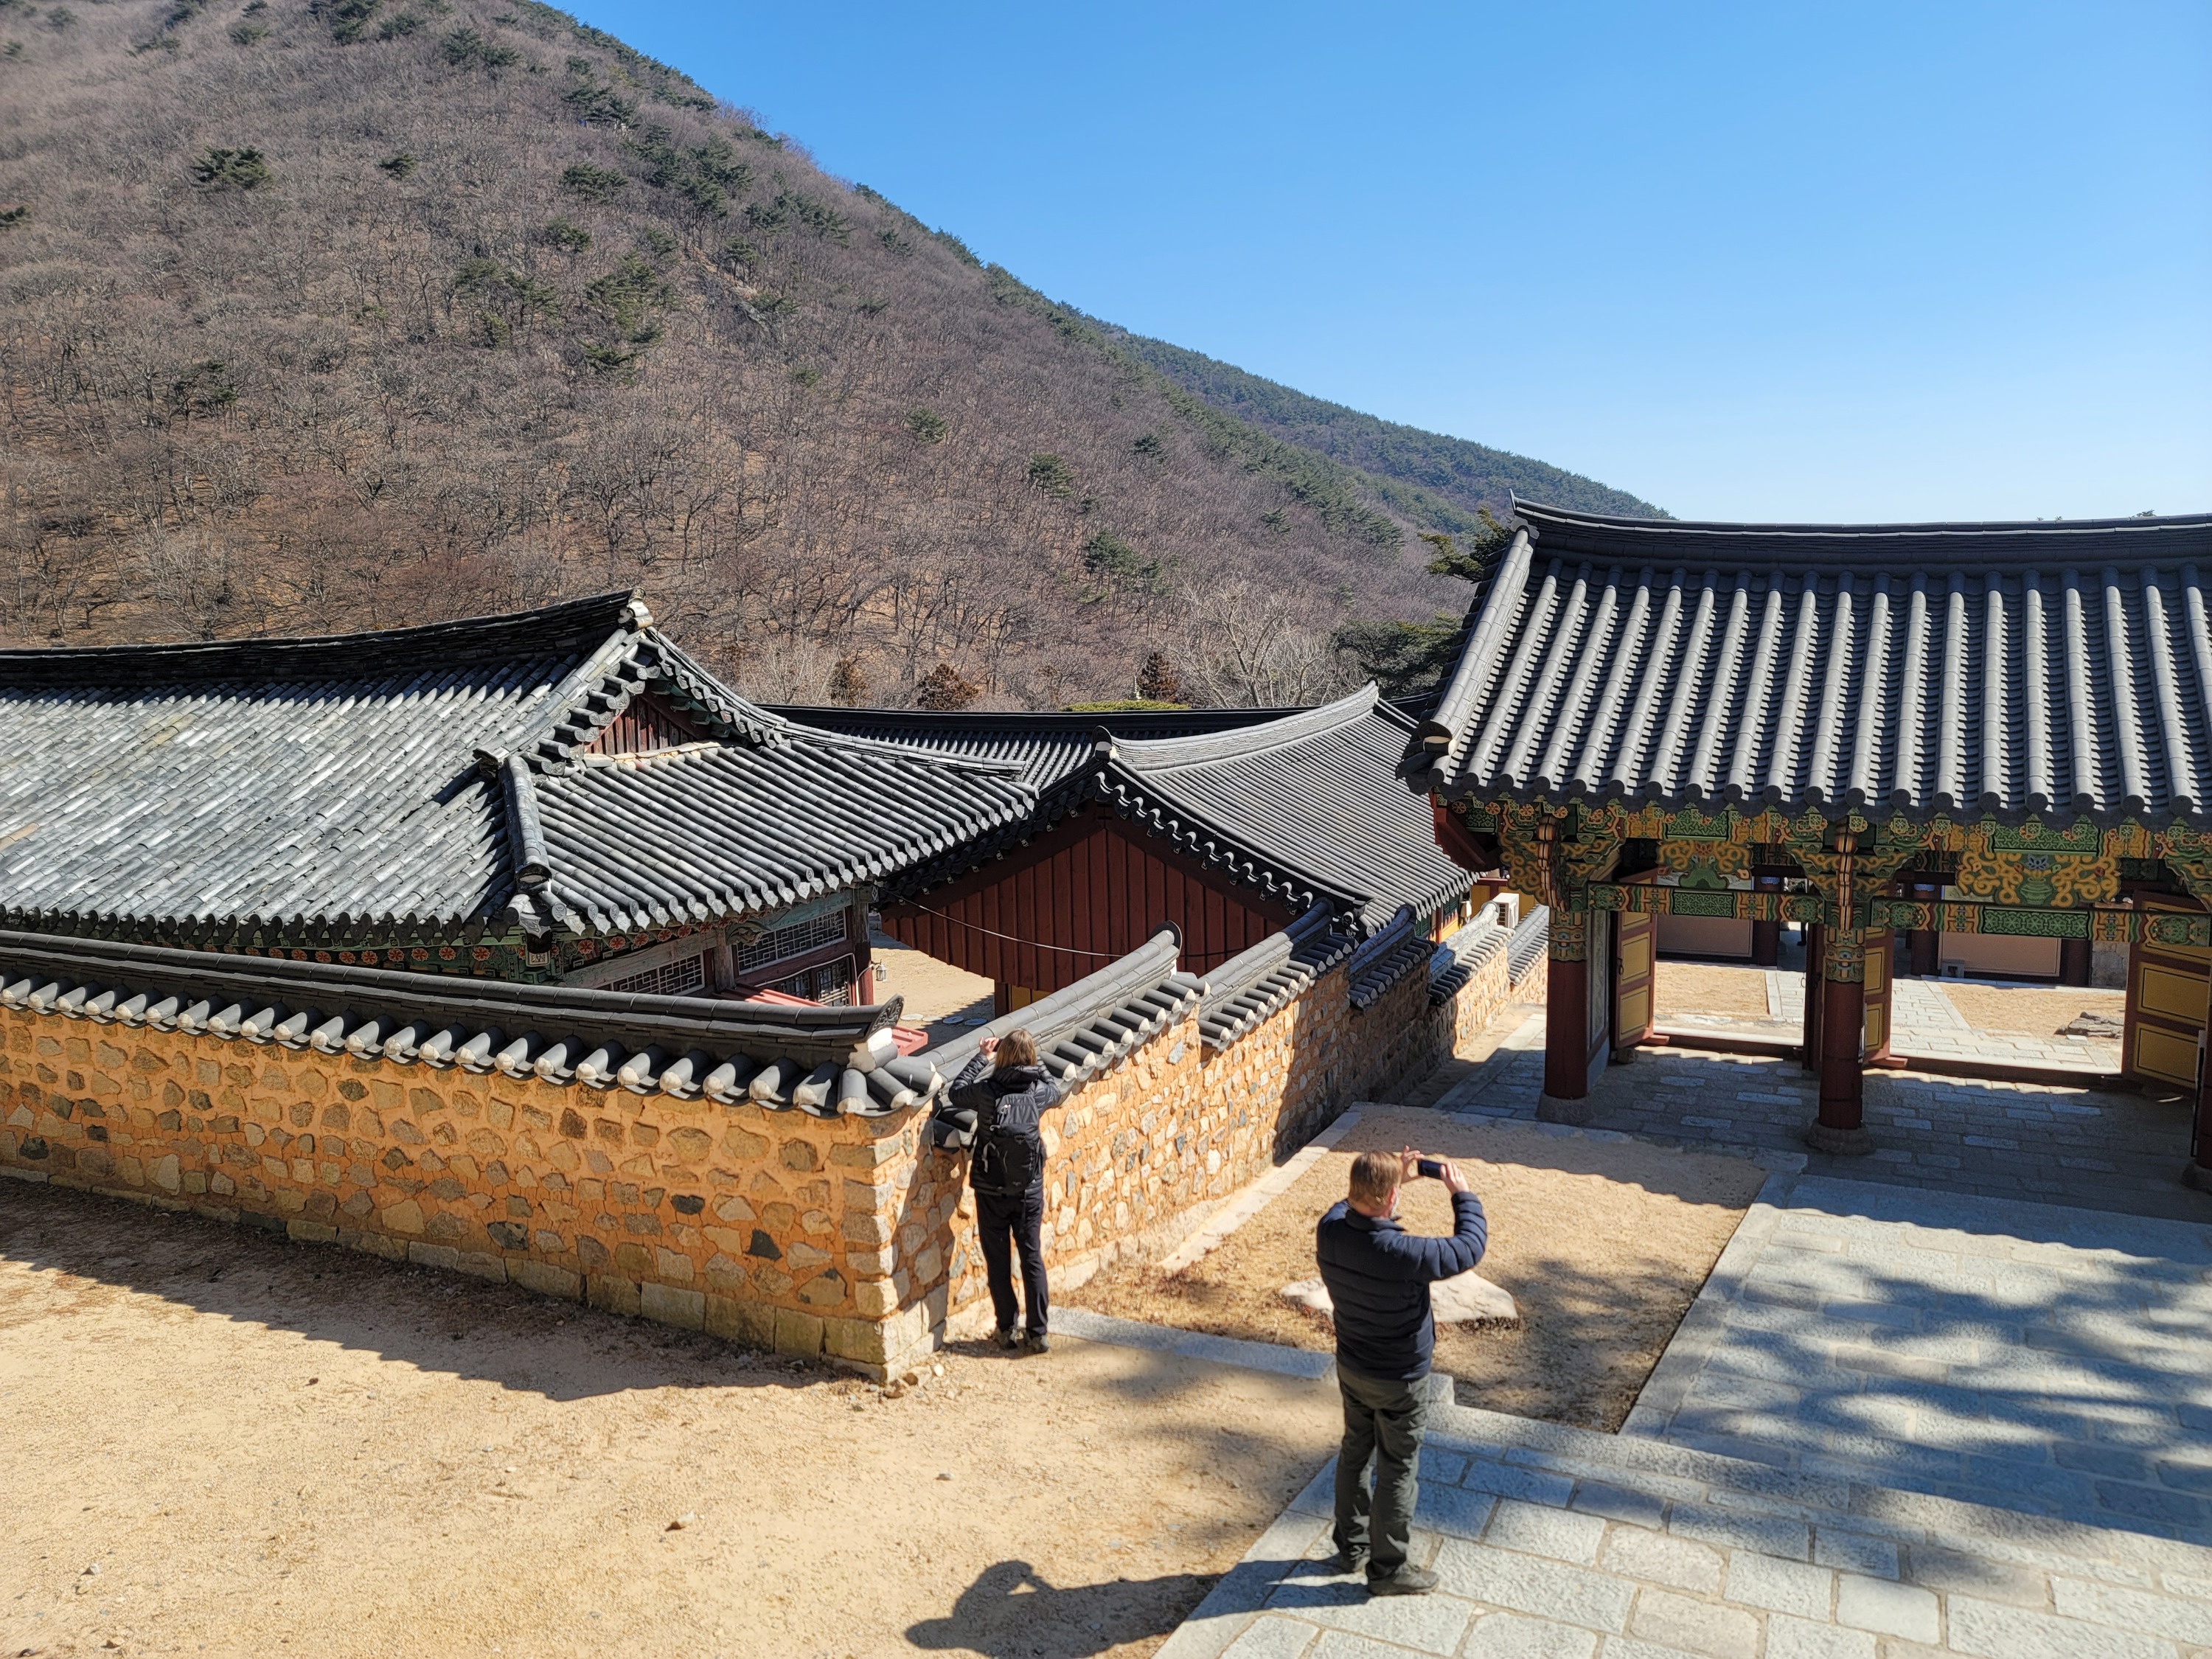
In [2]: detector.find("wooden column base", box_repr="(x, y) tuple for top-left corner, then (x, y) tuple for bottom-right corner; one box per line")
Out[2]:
(1805, 970), (1873, 1156)
(1545, 953), (1590, 1102)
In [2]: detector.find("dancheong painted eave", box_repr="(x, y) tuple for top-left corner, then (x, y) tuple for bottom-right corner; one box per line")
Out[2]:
(1410, 500), (2212, 827)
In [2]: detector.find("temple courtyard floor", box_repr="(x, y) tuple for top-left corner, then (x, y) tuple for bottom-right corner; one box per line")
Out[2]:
(7, 996), (2212, 1658)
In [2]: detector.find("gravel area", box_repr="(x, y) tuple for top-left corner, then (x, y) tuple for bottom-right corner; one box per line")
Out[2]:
(1065, 1107), (1765, 1432)
(0, 1180), (1339, 1659)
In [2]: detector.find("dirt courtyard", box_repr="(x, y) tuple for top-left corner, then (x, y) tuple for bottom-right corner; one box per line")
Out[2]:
(0, 1180), (1339, 1659)
(1068, 1107), (1767, 1431)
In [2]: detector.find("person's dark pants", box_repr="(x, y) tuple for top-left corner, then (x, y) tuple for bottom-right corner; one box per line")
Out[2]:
(976, 1186), (1048, 1336)
(1333, 1365), (1430, 1579)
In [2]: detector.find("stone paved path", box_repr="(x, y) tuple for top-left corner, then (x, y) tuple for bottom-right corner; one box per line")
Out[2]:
(1434, 1037), (2209, 1224)
(1159, 1393), (2212, 1659)
(1625, 1175), (2212, 1544)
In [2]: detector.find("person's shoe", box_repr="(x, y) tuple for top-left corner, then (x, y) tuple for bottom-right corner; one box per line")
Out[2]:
(1334, 1547), (1368, 1577)
(1019, 1331), (1050, 1354)
(992, 1327), (1018, 1351)
(1366, 1566), (1439, 1596)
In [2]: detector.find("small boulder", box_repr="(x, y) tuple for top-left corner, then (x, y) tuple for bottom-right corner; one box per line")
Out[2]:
(1280, 1270), (1519, 1327)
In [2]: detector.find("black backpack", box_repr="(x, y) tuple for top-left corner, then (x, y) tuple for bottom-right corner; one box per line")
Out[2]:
(971, 1118), (1041, 1197)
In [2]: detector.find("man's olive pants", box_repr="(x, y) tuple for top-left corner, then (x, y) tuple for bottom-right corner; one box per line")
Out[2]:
(1332, 1365), (1430, 1579)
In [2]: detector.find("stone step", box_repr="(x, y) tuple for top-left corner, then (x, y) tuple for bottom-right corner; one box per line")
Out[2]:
(1163, 1394), (2212, 1659)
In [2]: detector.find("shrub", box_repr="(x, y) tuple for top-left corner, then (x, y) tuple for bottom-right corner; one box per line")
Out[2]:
(716, 236), (758, 273)
(903, 407), (947, 444)
(442, 26), (518, 67)
(538, 215), (589, 251)
(1025, 453), (1074, 498)
(560, 162), (625, 202)
(933, 228), (982, 267)
(313, 0), (380, 43)
(790, 366), (818, 388)
(828, 656), (867, 706)
(191, 147), (272, 190)
(377, 151), (417, 178)
(376, 11), (420, 38)
(1082, 530), (1161, 593)
(633, 226), (675, 260)
(1132, 431), (1164, 458)
(0, 205), (27, 230)
(585, 251), (672, 340)
(1135, 650), (1183, 703)
(877, 226), (911, 257)
(455, 257), (557, 344)
(914, 663), (978, 711)
(1330, 615), (1463, 700)
(562, 58), (638, 125)
(46, 6), (74, 29)
(748, 189), (846, 244)
(168, 359), (238, 418)
(229, 19), (267, 42)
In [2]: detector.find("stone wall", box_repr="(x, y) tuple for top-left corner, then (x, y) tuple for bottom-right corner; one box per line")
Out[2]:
(0, 924), (1521, 1371)
(0, 1009), (945, 1377)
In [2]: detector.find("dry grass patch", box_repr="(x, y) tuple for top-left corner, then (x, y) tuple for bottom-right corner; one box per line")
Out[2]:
(1068, 1106), (1766, 1430)
(1655, 961), (1775, 1022)
(1941, 981), (2126, 1038)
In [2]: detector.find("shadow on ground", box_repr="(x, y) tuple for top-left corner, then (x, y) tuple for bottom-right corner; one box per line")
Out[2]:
(905, 1559), (1214, 1657)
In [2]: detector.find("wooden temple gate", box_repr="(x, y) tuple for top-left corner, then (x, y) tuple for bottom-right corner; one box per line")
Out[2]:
(1449, 797), (2212, 1180)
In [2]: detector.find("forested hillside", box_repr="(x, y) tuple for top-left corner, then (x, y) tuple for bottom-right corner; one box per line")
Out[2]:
(0, 0), (1658, 706)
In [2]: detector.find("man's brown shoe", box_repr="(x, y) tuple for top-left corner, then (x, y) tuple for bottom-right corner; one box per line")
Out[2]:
(1366, 1566), (1439, 1596)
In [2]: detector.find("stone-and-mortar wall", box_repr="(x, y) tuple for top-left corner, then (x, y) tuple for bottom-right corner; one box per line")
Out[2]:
(0, 934), (1521, 1372)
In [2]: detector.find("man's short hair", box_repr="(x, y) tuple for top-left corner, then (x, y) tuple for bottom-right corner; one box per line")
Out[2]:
(1348, 1150), (1400, 1210)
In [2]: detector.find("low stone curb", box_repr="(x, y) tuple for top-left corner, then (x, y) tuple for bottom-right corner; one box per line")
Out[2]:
(1050, 1307), (1333, 1380)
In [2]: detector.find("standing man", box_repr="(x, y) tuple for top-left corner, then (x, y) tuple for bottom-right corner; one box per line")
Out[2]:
(949, 1029), (1063, 1354)
(1315, 1147), (1487, 1596)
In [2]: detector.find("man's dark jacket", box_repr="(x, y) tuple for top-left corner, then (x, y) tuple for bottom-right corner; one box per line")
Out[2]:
(949, 1057), (1062, 1194)
(1315, 1191), (1487, 1381)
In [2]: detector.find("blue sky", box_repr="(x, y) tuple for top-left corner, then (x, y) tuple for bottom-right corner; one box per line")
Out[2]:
(568, 1), (2211, 522)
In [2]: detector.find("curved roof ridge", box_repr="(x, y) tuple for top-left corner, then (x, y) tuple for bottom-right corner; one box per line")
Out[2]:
(0, 591), (643, 686)
(1115, 684), (1382, 771)
(757, 710), (1034, 779)
(1512, 498), (2212, 574)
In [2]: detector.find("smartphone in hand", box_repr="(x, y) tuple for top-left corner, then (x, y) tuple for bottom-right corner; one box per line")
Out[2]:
(1415, 1158), (1445, 1180)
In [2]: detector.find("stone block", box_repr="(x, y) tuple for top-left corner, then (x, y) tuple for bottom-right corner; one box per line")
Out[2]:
(854, 1279), (897, 1317)
(639, 1282), (706, 1331)
(510, 1260), (582, 1301)
(1599, 1528), (1723, 1596)
(1946, 1596), (2175, 1659)
(1761, 1615), (1875, 1659)
(1458, 1613), (1597, 1658)
(1627, 1587), (1761, 1659)
(287, 1220), (339, 1244)
(822, 1315), (888, 1368)
(379, 1199), (425, 1234)
(1430, 1540), (1634, 1632)
(587, 1274), (641, 1317)
(340, 1228), (407, 1262)
(407, 1242), (462, 1273)
(705, 1294), (775, 1350)
(1809, 1531), (1898, 1580)
(1722, 1552), (1832, 1619)
(2049, 1579), (2212, 1646)
(455, 1251), (508, 1282)
(773, 1306), (824, 1357)
(1481, 1498), (1607, 1565)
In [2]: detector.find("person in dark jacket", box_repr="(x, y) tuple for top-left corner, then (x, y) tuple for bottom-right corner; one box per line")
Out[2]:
(1314, 1146), (1487, 1596)
(949, 1029), (1064, 1354)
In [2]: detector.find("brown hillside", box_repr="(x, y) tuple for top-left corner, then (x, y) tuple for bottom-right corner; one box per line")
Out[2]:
(0, 0), (1500, 703)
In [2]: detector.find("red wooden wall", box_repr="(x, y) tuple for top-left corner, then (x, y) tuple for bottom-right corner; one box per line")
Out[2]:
(880, 805), (1295, 996)
(588, 692), (709, 757)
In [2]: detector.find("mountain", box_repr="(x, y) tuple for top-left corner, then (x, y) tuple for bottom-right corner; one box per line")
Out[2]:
(0, 0), (1659, 708)
(1114, 334), (1664, 524)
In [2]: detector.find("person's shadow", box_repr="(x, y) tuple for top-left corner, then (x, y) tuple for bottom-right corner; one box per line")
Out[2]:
(905, 1559), (1214, 1656)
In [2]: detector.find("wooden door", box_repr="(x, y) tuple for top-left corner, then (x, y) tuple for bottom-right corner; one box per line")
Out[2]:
(1861, 928), (1893, 1060)
(1613, 902), (1656, 1051)
(2126, 897), (2210, 1089)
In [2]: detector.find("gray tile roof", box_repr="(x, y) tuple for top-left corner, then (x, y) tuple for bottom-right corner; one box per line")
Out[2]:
(0, 594), (1033, 947)
(785, 689), (1472, 934)
(1344, 905), (1432, 1009)
(1196, 902), (1354, 1050)
(0, 929), (940, 1116)
(1414, 501), (2212, 825)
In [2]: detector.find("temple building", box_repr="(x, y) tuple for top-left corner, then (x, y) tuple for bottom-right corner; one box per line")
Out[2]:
(1409, 501), (2212, 1189)
(780, 687), (1476, 1014)
(0, 593), (1034, 998)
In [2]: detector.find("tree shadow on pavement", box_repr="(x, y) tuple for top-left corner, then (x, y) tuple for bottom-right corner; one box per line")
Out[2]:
(905, 1559), (1214, 1658)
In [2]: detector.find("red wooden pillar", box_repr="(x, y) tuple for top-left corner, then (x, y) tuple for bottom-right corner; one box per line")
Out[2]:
(1540, 908), (1595, 1124)
(1804, 931), (1874, 1155)
(1750, 874), (1781, 967)
(2059, 934), (2093, 987)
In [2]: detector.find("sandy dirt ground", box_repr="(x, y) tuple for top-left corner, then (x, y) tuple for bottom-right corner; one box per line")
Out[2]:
(0, 1180), (1340, 1659)
(1392, 998), (1544, 1108)
(872, 933), (995, 1048)
(1940, 981), (2126, 1037)
(1654, 962), (1774, 1022)
(1067, 1107), (1764, 1432)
